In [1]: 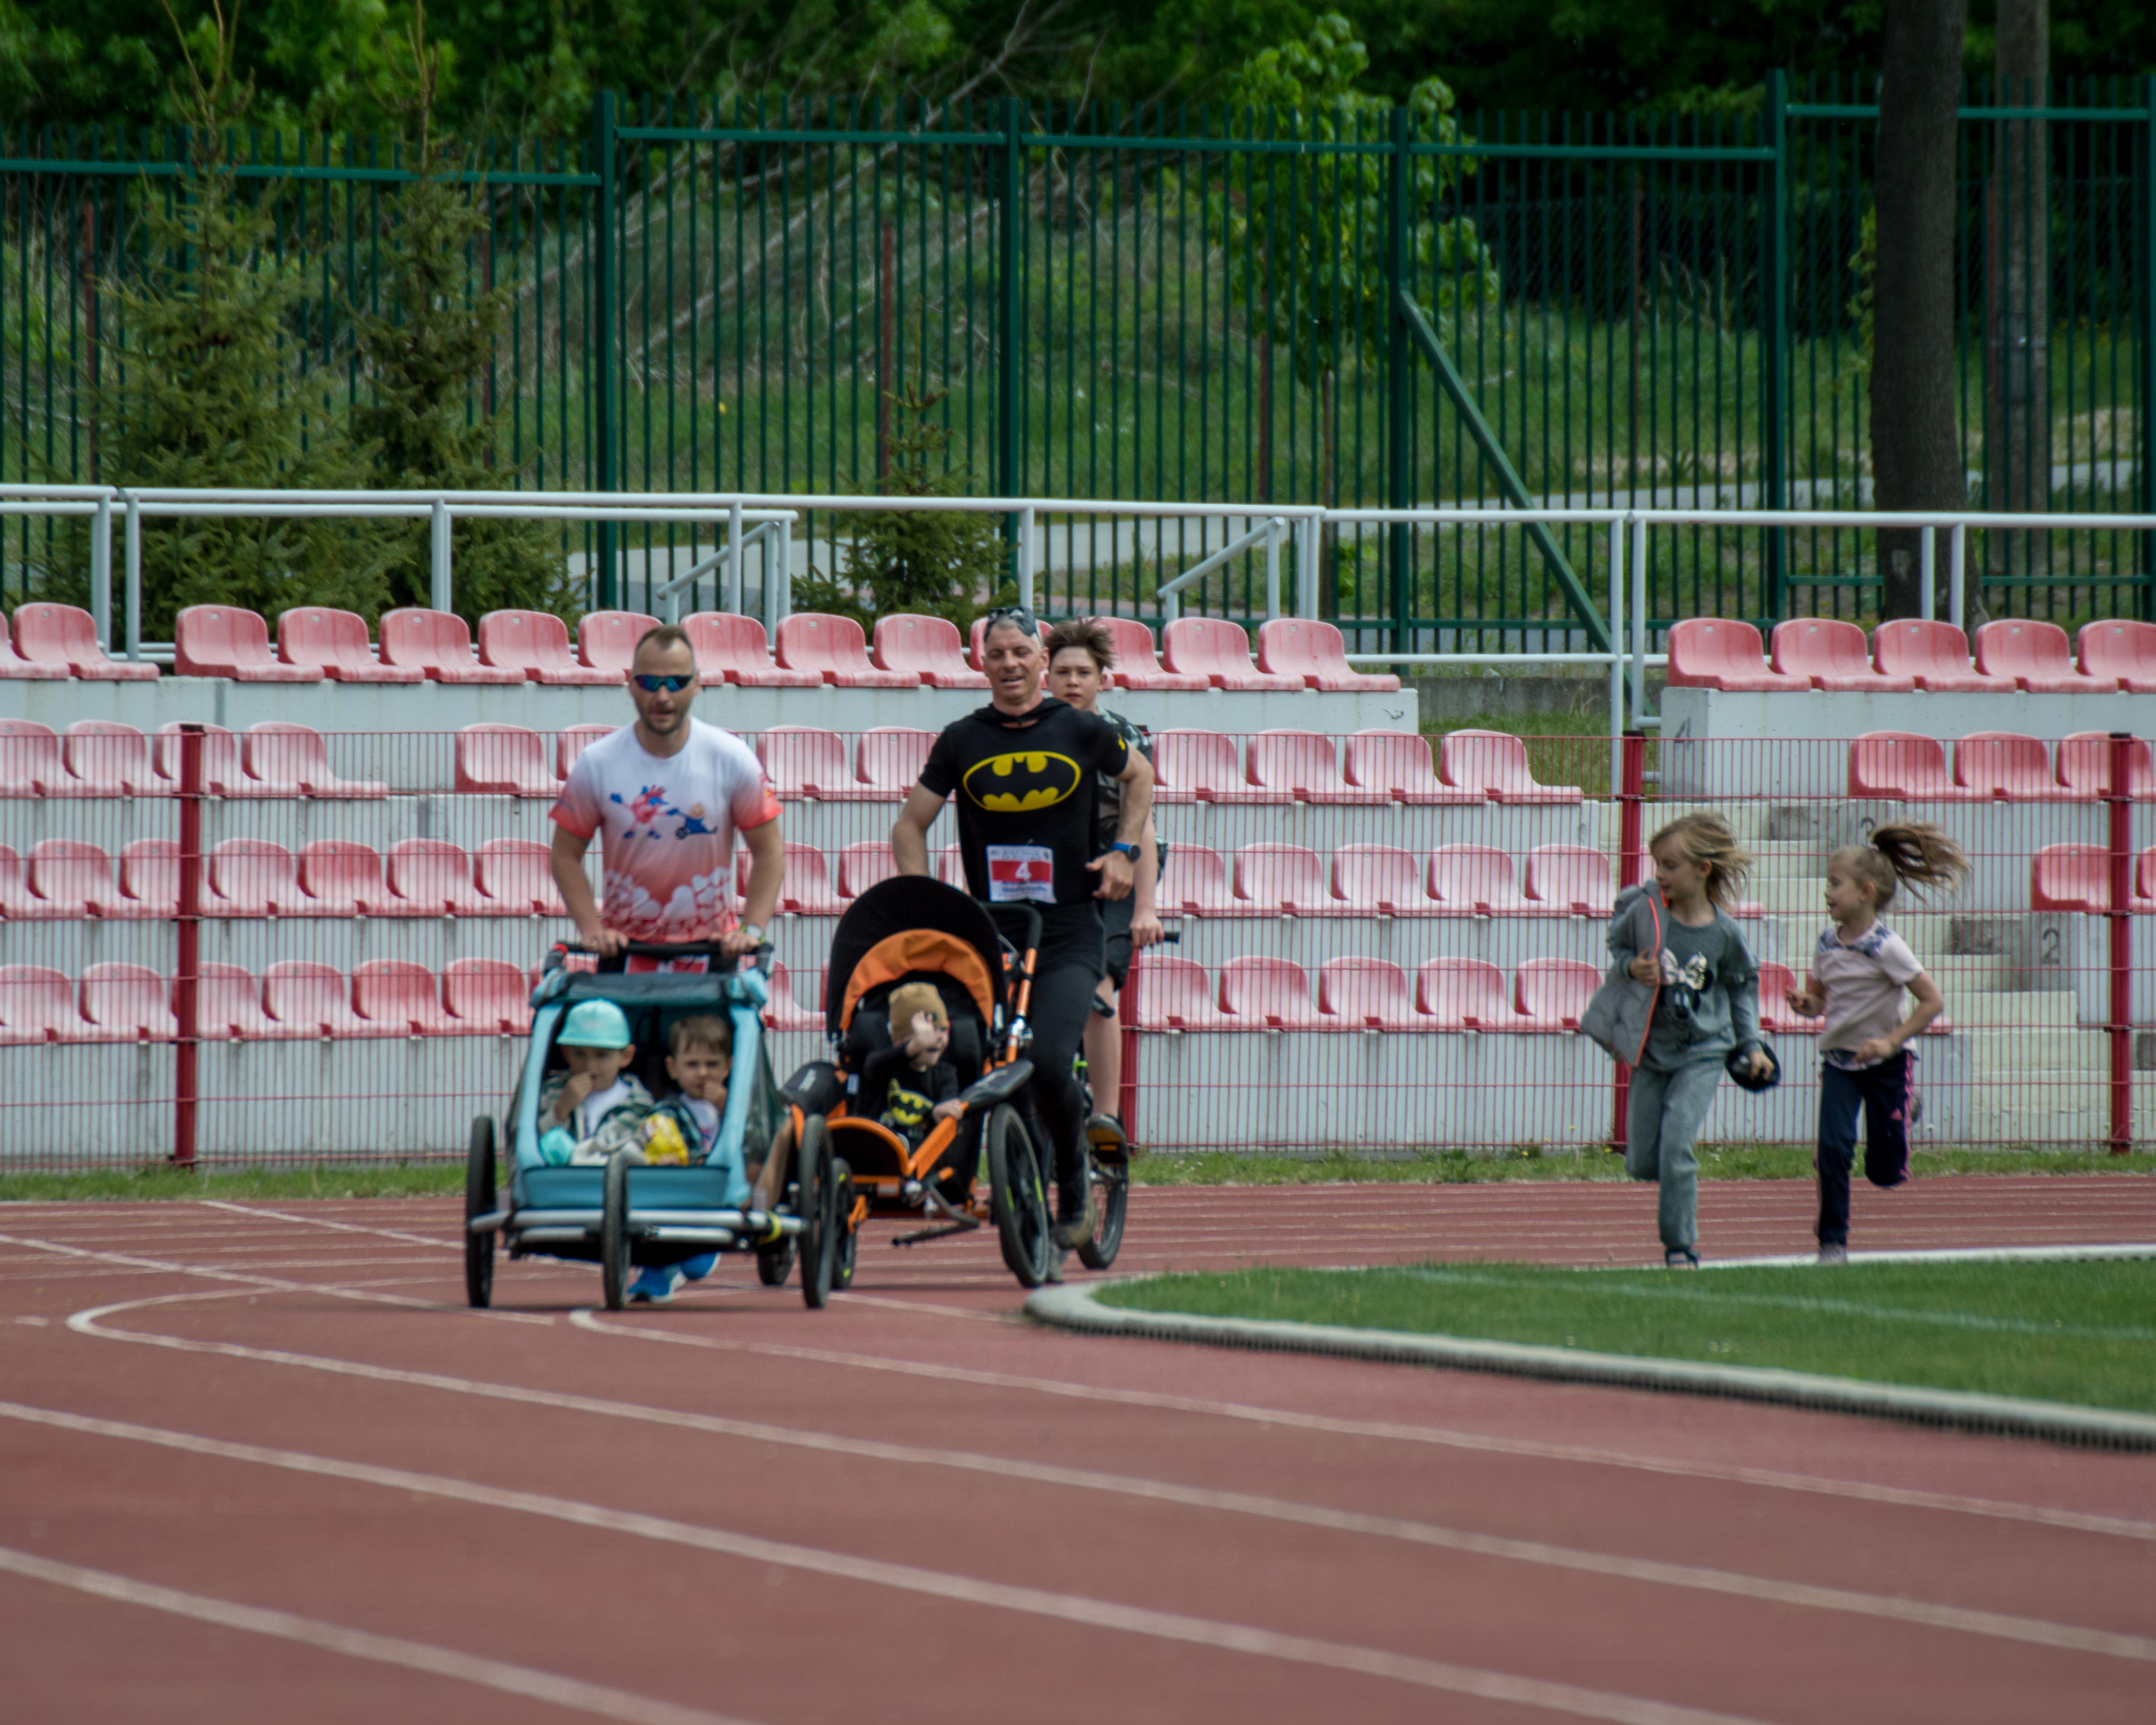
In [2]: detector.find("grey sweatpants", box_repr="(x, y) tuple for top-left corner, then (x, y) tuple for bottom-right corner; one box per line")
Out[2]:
(1624, 1057), (1724, 1253)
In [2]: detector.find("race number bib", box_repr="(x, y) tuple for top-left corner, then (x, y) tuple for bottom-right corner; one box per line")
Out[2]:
(985, 845), (1056, 903)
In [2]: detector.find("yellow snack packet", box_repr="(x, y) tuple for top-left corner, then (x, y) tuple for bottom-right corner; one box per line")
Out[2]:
(640, 1112), (691, 1166)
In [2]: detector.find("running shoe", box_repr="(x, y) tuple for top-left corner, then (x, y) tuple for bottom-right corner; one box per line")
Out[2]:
(1041, 1251), (1066, 1285)
(1053, 1206), (1094, 1253)
(626, 1266), (685, 1304)
(1816, 1244), (1849, 1266)
(679, 1252), (719, 1283)
(1664, 1249), (1700, 1270)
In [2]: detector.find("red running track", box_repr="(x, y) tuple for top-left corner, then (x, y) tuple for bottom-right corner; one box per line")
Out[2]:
(1, 1176), (2152, 1724)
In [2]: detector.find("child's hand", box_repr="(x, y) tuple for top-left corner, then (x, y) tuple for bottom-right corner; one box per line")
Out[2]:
(554, 1072), (593, 1120)
(1627, 954), (1659, 984)
(1785, 986), (1823, 1018)
(1745, 1049), (1775, 1081)
(1854, 1035), (1897, 1064)
(930, 1099), (962, 1121)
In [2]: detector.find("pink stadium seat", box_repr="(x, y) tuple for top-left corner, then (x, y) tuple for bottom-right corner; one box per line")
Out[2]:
(1770, 619), (1915, 693)
(27, 840), (121, 918)
(244, 722), (387, 799)
(556, 724), (614, 779)
(297, 841), (392, 917)
(354, 959), (460, 1036)
(748, 843), (842, 916)
(175, 605), (321, 682)
(1428, 845), (1539, 917)
(1849, 732), (1976, 801)
(476, 610), (617, 685)
(1095, 617), (1207, 690)
(858, 728), (936, 799)
(1666, 619), (1810, 692)
(11, 602), (158, 680)
(1256, 619), (1400, 692)
(2076, 619), (2156, 694)
(577, 609), (661, 677)
(1955, 732), (2077, 802)
(1974, 619), (2116, 694)
(1317, 957), (1422, 1030)
(1342, 730), (1477, 805)
(1870, 620), (2013, 693)
(276, 607), (423, 683)
(1133, 956), (1229, 1030)
(1158, 845), (1255, 918)
(0, 846), (41, 918)
(1516, 959), (1601, 1031)
(1331, 844), (1454, 917)
(206, 839), (308, 917)
(2030, 845), (2113, 913)
(0, 719), (87, 797)
(1219, 955), (1322, 1028)
(835, 840), (901, 901)
(2057, 732), (2156, 801)
(155, 723), (272, 797)
(1439, 730), (1582, 804)
(454, 725), (561, 798)
(1247, 731), (1387, 805)
(758, 727), (881, 801)
(1416, 959), (1522, 1031)
(1524, 845), (1614, 916)
(2140, 850), (2156, 915)
(63, 722), (168, 797)
(116, 840), (178, 918)
(776, 613), (916, 687)
(385, 839), (488, 917)
(264, 961), (377, 1039)
(763, 959), (825, 1031)
(682, 612), (821, 687)
(1162, 617), (1303, 691)
(936, 845), (968, 890)
(475, 839), (565, 917)
(1234, 844), (1363, 917)
(0, 608), (69, 679)
(1757, 962), (1821, 1036)
(444, 958), (534, 1035)
(0, 964), (93, 1043)
(1152, 730), (1275, 806)
(874, 614), (987, 688)
(196, 963), (279, 1041)
(377, 608), (523, 684)
(81, 963), (177, 1041)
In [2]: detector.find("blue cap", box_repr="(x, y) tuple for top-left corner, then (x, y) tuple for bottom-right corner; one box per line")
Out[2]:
(558, 999), (634, 1049)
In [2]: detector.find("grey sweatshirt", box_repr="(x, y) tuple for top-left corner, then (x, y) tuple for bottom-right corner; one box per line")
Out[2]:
(1581, 882), (1763, 1070)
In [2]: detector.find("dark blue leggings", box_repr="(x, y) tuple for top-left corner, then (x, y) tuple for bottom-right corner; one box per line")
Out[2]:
(1815, 1052), (1912, 1247)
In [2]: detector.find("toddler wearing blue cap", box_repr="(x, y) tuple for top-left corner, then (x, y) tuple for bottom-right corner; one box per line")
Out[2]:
(538, 999), (654, 1166)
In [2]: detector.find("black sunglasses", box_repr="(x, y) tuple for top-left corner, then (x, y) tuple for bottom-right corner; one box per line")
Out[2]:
(979, 605), (1040, 638)
(633, 673), (695, 693)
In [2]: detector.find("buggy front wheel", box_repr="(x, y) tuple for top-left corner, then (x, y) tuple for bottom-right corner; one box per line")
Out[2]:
(1076, 1156), (1127, 1271)
(831, 1162), (858, 1291)
(798, 1115), (839, 1310)
(464, 1115), (497, 1309)
(600, 1150), (633, 1311)
(985, 1103), (1052, 1288)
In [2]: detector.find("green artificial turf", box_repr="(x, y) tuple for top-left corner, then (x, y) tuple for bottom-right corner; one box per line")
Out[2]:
(1128, 1145), (2156, 1186)
(1100, 1258), (2156, 1414)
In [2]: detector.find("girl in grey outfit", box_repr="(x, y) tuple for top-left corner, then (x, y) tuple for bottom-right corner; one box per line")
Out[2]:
(1583, 813), (1770, 1266)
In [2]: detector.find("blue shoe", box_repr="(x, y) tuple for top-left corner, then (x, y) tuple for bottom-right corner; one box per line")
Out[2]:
(679, 1252), (719, 1283)
(627, 1266), (684, 1305)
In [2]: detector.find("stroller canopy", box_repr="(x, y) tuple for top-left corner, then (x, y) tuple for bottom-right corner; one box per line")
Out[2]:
(825, 877), (1005, 1037)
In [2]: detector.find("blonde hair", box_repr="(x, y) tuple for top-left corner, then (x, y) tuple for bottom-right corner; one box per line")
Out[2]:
(1649, 812), (1755, 911)
(1829, 822), (1970, 910)
(667, 1014), (733, 1058)
(887, 982), (948, 1039)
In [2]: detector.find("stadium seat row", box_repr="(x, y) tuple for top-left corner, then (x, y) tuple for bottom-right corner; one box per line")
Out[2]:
(1850, 731), (2156, 801)
(0, 718), (384, 800)
(1672, 616), (2155, 694)
(2030, 845), (2156, 914)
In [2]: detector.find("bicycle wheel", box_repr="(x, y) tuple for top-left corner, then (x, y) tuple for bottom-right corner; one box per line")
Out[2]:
(464, 1115), (496, 1309)
(600, 1149), (632, 1311)
(985, 1103), (1052, 1288)
(831, 1161), (858, 1291)
(1076, 1155), (1126, 1271)
(798, 1114), (838, 1310)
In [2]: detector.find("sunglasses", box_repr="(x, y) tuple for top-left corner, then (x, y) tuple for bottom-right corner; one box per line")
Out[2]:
(979, 605), (1040, 638)
(633, 673), (695, 693)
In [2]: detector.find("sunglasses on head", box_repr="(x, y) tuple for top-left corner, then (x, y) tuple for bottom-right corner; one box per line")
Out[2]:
(634, 673), (695, 693)
(980, 605), (1039, 638)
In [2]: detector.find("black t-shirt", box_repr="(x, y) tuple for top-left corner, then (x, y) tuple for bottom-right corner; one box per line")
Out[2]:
(860, 1045), (960, 1138)
(918, 697), (1130, 906)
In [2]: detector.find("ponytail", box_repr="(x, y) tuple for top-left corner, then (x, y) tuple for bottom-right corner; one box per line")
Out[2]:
(1831, 822), (1970, 910)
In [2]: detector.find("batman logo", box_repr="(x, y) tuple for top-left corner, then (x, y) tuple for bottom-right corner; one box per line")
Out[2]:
(962, 751), (1082, 813)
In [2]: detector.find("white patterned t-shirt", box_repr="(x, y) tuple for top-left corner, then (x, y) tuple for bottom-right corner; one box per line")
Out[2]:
(550, 718), (779, 942)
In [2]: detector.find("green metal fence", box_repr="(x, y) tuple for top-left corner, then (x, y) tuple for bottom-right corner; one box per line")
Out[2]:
(5, 76), (2153, 644)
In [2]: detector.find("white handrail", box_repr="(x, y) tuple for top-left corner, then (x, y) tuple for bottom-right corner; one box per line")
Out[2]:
(1158, 517), (1286, 625)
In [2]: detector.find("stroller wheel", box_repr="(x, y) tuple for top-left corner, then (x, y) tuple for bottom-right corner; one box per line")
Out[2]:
(755, 1235), (797, 1287)
(600, 1149), (633, 1312)
(832, 1161), (858, 1291)
(799, 1115), (839, 1310)
(985, 1103), (1052, 1288)
(464, 1115), (497, 1309)
(1076, 1155), (1127, 1271)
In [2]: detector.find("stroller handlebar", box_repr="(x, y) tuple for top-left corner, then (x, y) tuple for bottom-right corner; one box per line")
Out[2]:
(551, 938), (773, 973)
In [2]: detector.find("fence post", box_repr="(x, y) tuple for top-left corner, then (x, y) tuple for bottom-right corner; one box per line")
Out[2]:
(1386, 105), (1411, 656)
(1612, 729), (1647, 1151)
(124, 494), (142, 661)
(2109, 731), (2135, 1153)
(430, 499), (452, 613)
(1762, 69), (1789, 624)
(90, 493), (112, 653)
(998, 97), (1023, 577)
(173, 724), (205, 1168)
(2141, 76), (2156, 620)
(1118, 961), (1142, 1147)
(593, 91), (619, 611)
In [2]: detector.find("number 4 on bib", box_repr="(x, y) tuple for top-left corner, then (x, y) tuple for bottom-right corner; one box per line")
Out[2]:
(986, 844), (1056, 903)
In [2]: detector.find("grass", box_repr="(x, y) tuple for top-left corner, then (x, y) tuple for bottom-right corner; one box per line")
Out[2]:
(1099, 1258), (2156, 1415)
(0, 1164), (463, 1204)
(1128, 1145), (2156, 1186)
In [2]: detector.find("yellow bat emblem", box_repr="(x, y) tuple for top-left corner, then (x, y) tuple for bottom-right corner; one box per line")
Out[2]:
(963, 750), (1082, 813)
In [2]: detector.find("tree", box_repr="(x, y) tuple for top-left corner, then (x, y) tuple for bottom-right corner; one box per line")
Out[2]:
(1868, 0), (1969, 622)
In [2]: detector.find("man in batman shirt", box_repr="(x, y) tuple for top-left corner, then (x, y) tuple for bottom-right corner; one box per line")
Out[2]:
(892, 606), (1155, 1259)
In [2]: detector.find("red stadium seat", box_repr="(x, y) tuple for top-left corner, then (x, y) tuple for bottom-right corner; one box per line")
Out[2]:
(454, 725), (561, 798)
(378, 608), (524, 684)
(156, 723), (275, 797)
(1870, 620), (2013, 693)
(1234, 844), (1363, 917)
(175, 605), (322, 682)
(1757, 962), (1821, 1036)
(1415, 959), (1522, 1031)
(264, 961), (377, 1039)
(1152, 730), (1275, 806)
(2140, 850), (2156, 915)
(476, 610), (617, 685)
(385, 839), (488, 917)
(1219, 955), (1322, 1028)
(0, 719), (86, 797)
(1158, 845), (1258, 918)
(1428, 845), (1540, 917)
(206, 839), (308, 917)
(196, 963), (279, 1041)
(776, 613), (916, 687)
(2076, 619), (2156, 694)
(1161, 618), (1303, 691)
(858, 728), (936, 799)
(1256, 619), (1400, 691)
(556, 724), (614, 779)
(1974, 619), (2116, 694)
(0, 608), (69, 679)
(1666, 619), (1810, 692)
(1342, 730), (1478, 805)
(475, 839), (565, 917)
(1331, 844), (1455, 918)
(1094, 617), (1207, 690)
(682, 612), (821, 687)
(1524, 845), (1614, 916)
(0, 964), (93, 1043)
(1770, 619), (1915, 693)
(0, 846), (41, 919)
(874, 614), (987, 688)
(28, 840), (121, 918)
(444, 958), (534, 1035)
(63, 722), (169, 798)
(1438, 730), (1582, 804)
(758, 727), (881, 801)
(1133, 956), (1229, 1029)
(1849, 732), (1976, 801)
(747, 843), (842, 916)
(81, 963), (177, 1041)
(2030, 845), (2113, 913)
(11, 602), (158, 680)
(115, 840), (178, 918)
(1247, 731), (1387, 805)
(577, 609), (661, 677)
(354, 959), (460, 1036)
(297, 841), (392, 917)
(1318, 957), (1422, 1030)
(2057, 732), (2156, 801)
(1515, 958), (1600, 1031)
(244, 722), (387, 799)
(1955, 732), (2078, 802)
(835, 840), (900, 901)
(277, 607), (423, 683)
(763, 960), (825, 1031)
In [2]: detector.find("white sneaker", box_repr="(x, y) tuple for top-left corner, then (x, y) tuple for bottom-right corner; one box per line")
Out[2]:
(1816, 1245), (1849, 1266)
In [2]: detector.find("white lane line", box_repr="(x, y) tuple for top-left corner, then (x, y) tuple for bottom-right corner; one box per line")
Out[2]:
(0, 1399), (1771, 1725)
(0, 1542), (760, 1725)
(59, 1298), (2156, 1664)
(830, 1291), (1014, 1323)
(196, 1200), (461, 1252)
